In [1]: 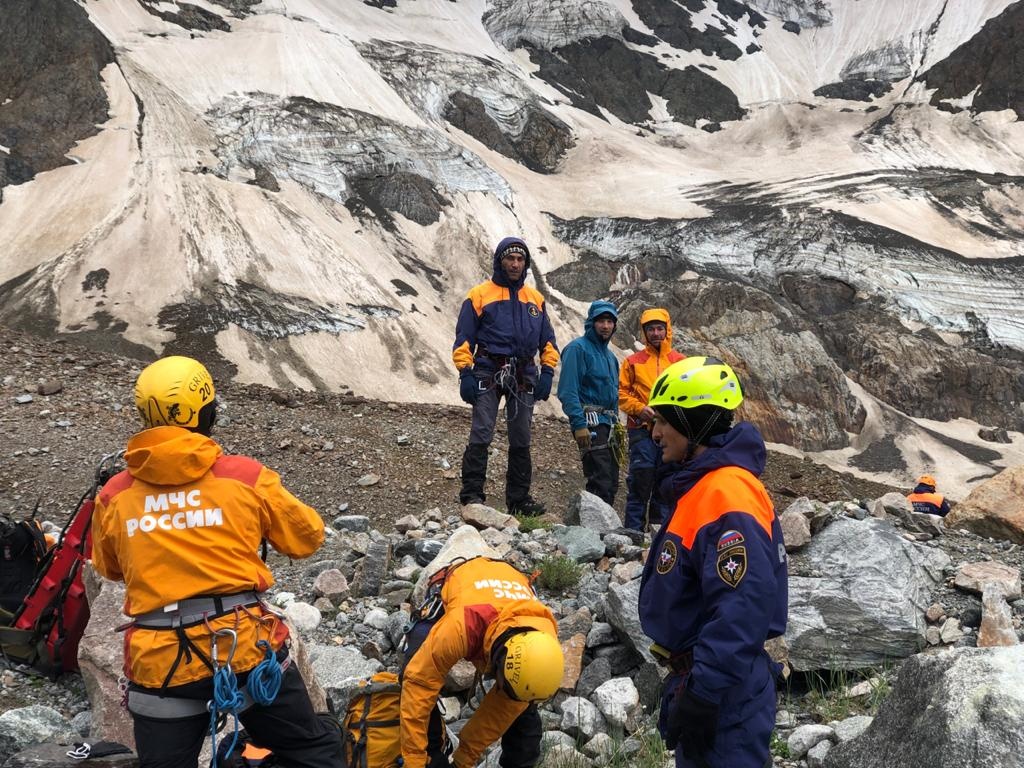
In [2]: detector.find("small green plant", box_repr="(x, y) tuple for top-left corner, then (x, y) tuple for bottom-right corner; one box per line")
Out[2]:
(535, 555), (584, 592)
(770, 730), (790, 758)
(515, 513), (552, 533)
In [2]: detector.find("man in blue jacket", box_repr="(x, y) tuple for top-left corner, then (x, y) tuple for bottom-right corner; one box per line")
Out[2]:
(556, 300), (621, 505)
(639, 356), (787, 768)
(453, 237), (560, 516)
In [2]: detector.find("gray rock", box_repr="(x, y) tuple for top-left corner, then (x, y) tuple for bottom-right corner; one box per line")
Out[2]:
(394, 514), (421, 532)
(603, 580), (655, 663)
(334, 515), (371, 532)
(352, 540), (392, 597)
(540, 730), (576, 750)
(461, 503), (516, 530)
(808, 739), (833, 768)
(553, 525), (605, 563)
(414, 539), (443, 567)
(283, 601), (322, 632)
(785, 496), (832, 533)
(586, 622), (617, 648)
(312, 569), (350, 603)
(939, 617), (964, 644)
(4, 742), (137, 767)
(780, 509), (812, 551)
(363, 607), (390, 630)
(557, 607), (594, 641)
(825, 646), (1024, 767)
(834, 715), (873, 742)
(788, 723), (834, 759)
(582, 732), (615, 759)
(785, 518), (950, 670)
(559, 696), (606, 740)
(592, 677), (640, 730)
(576, 571), (610, 617)
(540, 744), (587, 768)
(566, 491), (621, 534)
(384, 609), (411, 649)
(307, 645), (383, 709)
(0, 706), (75, 756)
(954, 561), (1022, 599)
(576, 656), (612, 698)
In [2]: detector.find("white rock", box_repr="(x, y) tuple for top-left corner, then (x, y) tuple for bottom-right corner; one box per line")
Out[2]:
(284, 601), (322, 632)
(788, 723), (835, 759)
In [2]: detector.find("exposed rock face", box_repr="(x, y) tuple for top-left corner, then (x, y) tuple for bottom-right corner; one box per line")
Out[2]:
(946, 466), (1024, 543)
(814, 79), (892, 102)
(630, 0), (766, 60)
(527, 37), (745, 127)
(356, 41), (575, 173)
(0, 0), (114, 201)
(824, 646), (1024, 768)
(137, 1), (230, 32)
(751, 0), (833, 28)
(786, 518), (950, 670)
(920, 2), (1024, 116)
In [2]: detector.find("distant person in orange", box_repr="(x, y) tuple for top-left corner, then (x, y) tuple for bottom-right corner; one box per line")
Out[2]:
(907, 474), (951, 517)
(618, 308), (686, 531)
(91, 356), (342, 768)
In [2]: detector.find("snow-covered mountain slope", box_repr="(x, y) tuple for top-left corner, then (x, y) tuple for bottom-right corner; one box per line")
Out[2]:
(2, 0), (1023, 497)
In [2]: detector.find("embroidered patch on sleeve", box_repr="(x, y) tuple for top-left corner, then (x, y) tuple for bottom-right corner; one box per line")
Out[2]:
(716, 546), (747, 587)
(717, 530), (745, 551)
(656, 540), (678, 574)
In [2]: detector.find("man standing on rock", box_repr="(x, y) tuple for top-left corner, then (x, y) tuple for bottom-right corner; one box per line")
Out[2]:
(556, 300), (622, 505)
(618, 308), (686, 531)
(639, 356), (788, 768)
(91, 356), (343, 768)
(400, 556), (563, 768)
(453, 237), (559, 516)
(907, 474), (951, 516)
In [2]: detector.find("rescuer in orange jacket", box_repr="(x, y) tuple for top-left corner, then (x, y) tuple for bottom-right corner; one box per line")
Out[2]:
(91, 356), (343, 768)
(400, 557), (564, 768)
(907, 474), (951, 516)
(618, 308), (686, 531)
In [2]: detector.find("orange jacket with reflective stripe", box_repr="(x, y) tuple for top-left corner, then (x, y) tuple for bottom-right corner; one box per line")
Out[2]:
(618, 308), (685, 428)
(400, 558), (557, 768)
(91, 426), (324, 687)
(907, 490), (950, 517)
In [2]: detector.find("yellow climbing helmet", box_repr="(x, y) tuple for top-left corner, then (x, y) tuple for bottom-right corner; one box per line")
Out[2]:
(648, 356), (743, 411)
(134, 356), (216, 430)
(499, 631), (564, 702)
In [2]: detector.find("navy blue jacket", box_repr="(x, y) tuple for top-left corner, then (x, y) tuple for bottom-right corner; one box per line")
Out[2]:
(639, 422), (788, 708)
(556, 300), (620, 431)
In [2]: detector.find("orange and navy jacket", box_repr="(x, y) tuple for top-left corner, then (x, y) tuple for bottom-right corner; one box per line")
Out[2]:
(638, 422), (787, 710)
(91, 425), (325, 688)
(907, 484), (950, 516)
(452, 237), (559, 380)
(619, 308), (685, 428)
(400, 558), (557, 768)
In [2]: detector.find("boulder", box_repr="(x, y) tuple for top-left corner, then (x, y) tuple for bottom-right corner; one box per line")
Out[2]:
(953, 561), (1022, 599)
(945, 466), (1024, 543)
(603, 580), (655, 663)
(351, 540), (392, 597)
(825, 646), (1024, 768)
(0, 706), (76, 757)
(789, 723), (834, 759)
(834, 715), (873, 742)
(413, 526), (500, 603)
(283, 601), (322, 632)
(559, 696), (606, 740)
(780, 508), (812, 551)
(461, 503), (516, 531)
(784, 497), (833, 533)
(592, 677), (640, 731)
(785, 518), (949, 670)
(312, 568), (350, 603)
(566, 492), (621, 534)
(552, 525), (605, 563)
(307, 645), (383, 709)
(978, 583), (1018, 648)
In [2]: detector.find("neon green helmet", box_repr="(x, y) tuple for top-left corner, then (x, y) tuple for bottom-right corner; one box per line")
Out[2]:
(648, 356), (743, 411)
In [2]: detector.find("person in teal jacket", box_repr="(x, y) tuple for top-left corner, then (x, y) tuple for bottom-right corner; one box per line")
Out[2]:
(557, 300), (621, 504)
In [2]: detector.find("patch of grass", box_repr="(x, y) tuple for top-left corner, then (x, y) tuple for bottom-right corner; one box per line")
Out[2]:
(515, 513), (552, 533)
(770, 731), (790, 758)
(535, 555), (584, 592)
(604, 725), (666, 768)
(784, 661), (897, 723)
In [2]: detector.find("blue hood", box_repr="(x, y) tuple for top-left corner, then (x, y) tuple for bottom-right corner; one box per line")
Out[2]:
(492, 237), (531, 288)
(913, 483), (936, 494)
(658, 421), (767, 502)
(584, 300), (618, 345)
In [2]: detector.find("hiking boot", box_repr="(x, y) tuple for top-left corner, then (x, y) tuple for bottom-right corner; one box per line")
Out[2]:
(461, 496), (485, 506)
(509, 497), (546, 517)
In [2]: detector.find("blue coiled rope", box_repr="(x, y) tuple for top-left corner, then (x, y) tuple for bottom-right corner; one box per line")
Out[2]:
(246, 639), (283, 706)
(209, 663), (246, 766)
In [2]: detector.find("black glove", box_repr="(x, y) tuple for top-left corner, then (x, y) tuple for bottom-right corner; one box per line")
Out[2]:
(665, 685), (719, 758)
(533, 366), (554, 401)
(459, 370), (479, 405)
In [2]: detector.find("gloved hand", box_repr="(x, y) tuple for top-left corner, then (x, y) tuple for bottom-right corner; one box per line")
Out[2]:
(665, 685), (718, 758)
(459, 370), (479, 405)
(573, 428), (592, 452)
(533, 366), (554, 401)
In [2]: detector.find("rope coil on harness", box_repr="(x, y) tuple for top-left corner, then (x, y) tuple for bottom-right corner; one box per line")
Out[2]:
(246, 639), (283, 706)
(207, 627), (243, 768)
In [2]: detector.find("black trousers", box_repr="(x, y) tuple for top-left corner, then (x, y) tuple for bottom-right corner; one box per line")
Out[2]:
(401, 615), (542, 768)
(581, 424), (619, 505)
(131, 658), (344, 768)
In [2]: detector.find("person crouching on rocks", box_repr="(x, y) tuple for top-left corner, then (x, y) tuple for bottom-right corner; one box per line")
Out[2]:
(638, 356), (788, 768)
(90, 356), (344, 768)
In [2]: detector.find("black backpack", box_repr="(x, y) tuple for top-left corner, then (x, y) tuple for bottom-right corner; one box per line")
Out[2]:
(0, 515), (48, 613)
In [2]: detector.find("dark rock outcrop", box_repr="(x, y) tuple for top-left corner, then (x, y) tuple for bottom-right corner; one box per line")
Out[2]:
(0, 0), (114, 200)
(630, 0), (765, 61)
(348, 171), (451, 228)
(814, 78), (892, 101)
(138, 1), (230, 32)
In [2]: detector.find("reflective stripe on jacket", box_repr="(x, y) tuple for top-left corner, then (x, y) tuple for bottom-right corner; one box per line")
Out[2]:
(91, 426), (324, 687)
(907, 487), (950, 516)
(619, 308), (685, 428)
(400, 558), (557, 768)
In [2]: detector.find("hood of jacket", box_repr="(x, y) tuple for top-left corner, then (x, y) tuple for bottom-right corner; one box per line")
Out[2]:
(584, 299), (618, 346)
(657, 421), (766, 502)
(491, 236), (531, 288)
(639, 307), (674, 355)
(912, 483), (937, 494)
(125, 426), (222, 486)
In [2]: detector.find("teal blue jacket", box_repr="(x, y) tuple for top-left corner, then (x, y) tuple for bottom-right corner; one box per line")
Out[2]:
(557, 300), (620, 431)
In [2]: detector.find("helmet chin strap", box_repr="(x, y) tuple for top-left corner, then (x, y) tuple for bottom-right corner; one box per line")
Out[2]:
(674, 406), (721, 462)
